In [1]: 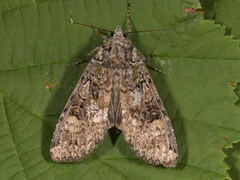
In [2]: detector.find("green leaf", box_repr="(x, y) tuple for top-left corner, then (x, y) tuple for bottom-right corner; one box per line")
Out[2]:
(0, 0), (239, 179)
(201, 0), (240, 39)
(224, 142), (240, 179)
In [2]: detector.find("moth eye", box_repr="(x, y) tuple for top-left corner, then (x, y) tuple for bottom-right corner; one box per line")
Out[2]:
(110, 32), (114, 36)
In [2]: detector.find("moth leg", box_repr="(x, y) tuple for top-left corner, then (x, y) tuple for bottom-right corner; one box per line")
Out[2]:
(90, 25), (108, 42)
(88, 46), (100, 57)
(67, 46), (100, 66)
(126, 2), (132, 36)
(136, 49), (169, 76)
(145, 62), (169, 76)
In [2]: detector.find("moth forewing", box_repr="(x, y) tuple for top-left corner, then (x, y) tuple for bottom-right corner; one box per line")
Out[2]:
(50, 2), (178, 167)
(118, 47), (178, 167)
(50, 58), (112, 162)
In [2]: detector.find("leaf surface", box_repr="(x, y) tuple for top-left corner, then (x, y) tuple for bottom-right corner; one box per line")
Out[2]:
(0, 0), (239, 179)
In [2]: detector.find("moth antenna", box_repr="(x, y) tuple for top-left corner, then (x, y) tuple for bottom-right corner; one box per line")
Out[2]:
(128, 25), (182, 34)
(66, 19), (112, 33)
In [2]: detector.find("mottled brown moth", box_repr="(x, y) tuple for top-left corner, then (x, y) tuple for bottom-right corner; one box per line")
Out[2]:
(50, 2), (178, 167)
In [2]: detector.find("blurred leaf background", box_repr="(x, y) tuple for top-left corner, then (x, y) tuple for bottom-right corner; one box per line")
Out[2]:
(0, 0), (240, 179)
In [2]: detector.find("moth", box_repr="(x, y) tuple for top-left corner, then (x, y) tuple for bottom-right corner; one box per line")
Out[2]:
(50, 2), (178, 167)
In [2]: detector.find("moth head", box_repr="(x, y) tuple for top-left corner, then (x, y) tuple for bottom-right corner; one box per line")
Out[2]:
(112, 26), (125, 38)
